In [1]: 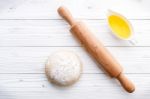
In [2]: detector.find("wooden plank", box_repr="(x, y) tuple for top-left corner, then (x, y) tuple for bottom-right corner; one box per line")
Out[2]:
(0, 47), (149, 74)
(0, 0), (149, 99)
(0, 73), (150, 99)
(0, 20), (149, 47)
(0, 0), (149, 19)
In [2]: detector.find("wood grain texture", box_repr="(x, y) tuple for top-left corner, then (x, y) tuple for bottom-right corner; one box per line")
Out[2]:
(0, 20), (149, 47)
(0, 0), (150, 19)
(0, 74), (150, 99)
(0, 47), (149, 74)
(0, 0), (150, 98)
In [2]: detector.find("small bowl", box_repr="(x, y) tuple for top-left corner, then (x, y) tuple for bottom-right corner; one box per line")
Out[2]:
(107, 10), (137, 45)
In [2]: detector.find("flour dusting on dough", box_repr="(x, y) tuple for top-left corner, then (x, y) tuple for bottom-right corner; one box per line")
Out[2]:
(46, 51), (82, 86)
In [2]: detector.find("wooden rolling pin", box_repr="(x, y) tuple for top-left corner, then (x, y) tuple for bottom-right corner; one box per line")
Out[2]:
(57, 6), (135, 93)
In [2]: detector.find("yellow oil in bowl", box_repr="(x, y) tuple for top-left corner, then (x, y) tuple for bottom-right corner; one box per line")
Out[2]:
(107, 10), (133, 40)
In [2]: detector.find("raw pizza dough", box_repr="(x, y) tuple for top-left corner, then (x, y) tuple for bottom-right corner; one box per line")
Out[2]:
(45, 51), (82, 86)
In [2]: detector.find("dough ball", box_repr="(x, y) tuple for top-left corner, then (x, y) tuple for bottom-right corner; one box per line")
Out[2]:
(45, 50), (82, 86)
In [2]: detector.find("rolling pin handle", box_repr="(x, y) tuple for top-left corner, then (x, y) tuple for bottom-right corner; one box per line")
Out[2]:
(58, 6), (76, 26)
(117, 73), (135, 93)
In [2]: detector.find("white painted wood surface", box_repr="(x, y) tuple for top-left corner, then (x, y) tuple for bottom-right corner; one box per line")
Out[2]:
(0, 0), (150, 99)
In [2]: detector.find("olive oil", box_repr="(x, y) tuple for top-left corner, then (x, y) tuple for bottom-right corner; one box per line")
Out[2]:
(107, 10), (133, 40)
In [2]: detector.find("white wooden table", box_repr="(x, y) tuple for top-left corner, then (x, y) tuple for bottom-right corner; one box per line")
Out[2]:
(0, 0), (150, 99)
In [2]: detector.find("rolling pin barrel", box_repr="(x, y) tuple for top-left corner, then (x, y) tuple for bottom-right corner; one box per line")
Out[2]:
(58, 6), (135, 93)
(70, 22), (122, 77)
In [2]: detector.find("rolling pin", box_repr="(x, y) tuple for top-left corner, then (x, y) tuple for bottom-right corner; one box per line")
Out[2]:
(57, 6), (135, 93)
